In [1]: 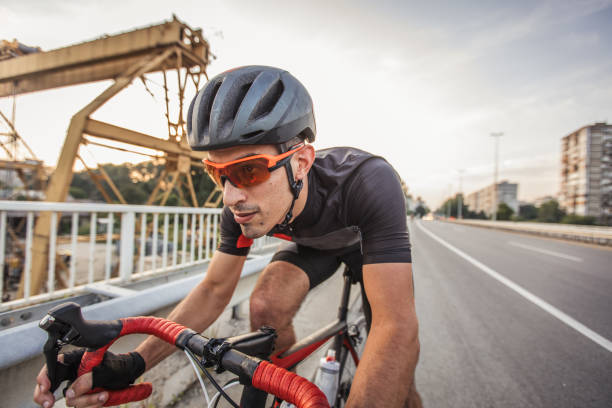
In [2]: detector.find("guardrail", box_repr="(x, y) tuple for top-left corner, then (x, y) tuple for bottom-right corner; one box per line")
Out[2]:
(0, 201), (275, 311)
(0, 253), (272, 371)
(446, 219), (612, 246)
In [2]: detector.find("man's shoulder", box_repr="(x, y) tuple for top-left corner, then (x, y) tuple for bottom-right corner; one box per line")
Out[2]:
(314, 146), (375, 162)
(313, 146), (394, 181)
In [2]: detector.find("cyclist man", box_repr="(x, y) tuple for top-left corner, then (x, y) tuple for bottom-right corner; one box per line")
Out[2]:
(34, 65), (421, 407)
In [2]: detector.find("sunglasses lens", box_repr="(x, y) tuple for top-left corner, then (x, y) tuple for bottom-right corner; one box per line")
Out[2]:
(204, 164), (223, 186)
(227, 158), (271, 187)
(205, 158), (271, 188)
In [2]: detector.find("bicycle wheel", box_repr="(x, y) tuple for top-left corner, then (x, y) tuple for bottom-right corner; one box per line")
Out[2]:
(335, 285), (369, 407)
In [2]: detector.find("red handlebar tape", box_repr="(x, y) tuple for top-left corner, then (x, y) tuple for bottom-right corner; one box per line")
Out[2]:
(120, 316), (187, 343)
(90, 383), (153, 407)
(78, 316), (188, 407)
(252, 361), (330, 408)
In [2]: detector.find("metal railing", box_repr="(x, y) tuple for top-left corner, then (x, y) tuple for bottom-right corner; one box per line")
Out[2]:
(0, 201), (234, 311)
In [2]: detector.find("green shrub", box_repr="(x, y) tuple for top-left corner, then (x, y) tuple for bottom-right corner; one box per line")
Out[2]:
(561, 214), (596, 225)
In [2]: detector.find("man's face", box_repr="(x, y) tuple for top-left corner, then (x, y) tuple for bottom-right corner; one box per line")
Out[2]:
(207, 144), (293, 239)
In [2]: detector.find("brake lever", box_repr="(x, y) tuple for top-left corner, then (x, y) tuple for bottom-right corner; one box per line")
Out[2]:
(39, 313), (74, 392)
(39, 302), (123, 393)
(39, 301), (191, 406)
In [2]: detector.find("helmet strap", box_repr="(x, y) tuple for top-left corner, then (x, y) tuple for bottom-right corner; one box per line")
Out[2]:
(276, 161), (303, 231)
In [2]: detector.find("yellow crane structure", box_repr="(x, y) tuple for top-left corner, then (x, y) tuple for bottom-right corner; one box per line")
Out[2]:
(0, 16), (213, 298)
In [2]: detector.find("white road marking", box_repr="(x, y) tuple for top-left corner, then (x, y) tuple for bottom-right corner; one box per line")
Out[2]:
(416, 221), (612, 353)
(508, 241), (583, 262)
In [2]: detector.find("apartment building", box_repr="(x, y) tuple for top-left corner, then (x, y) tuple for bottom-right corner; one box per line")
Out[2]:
(465, 181), (519, 217)
(560, 122), (611, 222)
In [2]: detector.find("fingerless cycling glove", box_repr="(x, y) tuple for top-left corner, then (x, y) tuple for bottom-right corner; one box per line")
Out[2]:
(61, 349), (145, 390)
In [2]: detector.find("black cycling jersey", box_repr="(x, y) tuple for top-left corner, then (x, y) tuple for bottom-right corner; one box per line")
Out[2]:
(217, 146), (411, 265)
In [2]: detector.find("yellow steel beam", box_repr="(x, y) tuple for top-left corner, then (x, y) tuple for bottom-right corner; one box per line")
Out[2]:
(96, 163), (127, 204)
(0, 17), (210, 97)
(146, 168), (169, 205)
(77, 154), (114, 203)
(0, 110), (38, 159)
(160, 171), (180, 206)
(185, 169), (199, 207)
(0, 159), (43, 170)
(83, 119), (206, 160)
(204, 185), (223, 208)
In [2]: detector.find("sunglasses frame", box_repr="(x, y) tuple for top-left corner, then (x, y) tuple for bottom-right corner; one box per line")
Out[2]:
(203, 143), (305, 187)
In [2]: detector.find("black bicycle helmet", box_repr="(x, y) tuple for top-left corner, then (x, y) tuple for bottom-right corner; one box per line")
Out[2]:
(187, 65), (316, 151)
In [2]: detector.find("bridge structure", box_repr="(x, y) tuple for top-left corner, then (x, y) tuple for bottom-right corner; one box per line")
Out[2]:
(0, 16), (226, 302)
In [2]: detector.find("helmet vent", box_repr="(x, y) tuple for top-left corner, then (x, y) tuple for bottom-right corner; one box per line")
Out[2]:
(250, 80), (284, 121)
(203, 80), (223, 130)
(229, 83), (252, 121)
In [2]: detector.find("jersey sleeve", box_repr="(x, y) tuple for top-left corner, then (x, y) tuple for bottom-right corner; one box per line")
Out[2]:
(344, 158), (412, 265)
(217, 206), (251, 256)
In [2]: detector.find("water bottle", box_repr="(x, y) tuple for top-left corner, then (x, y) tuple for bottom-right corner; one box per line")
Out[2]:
(314, 349), (340, 404)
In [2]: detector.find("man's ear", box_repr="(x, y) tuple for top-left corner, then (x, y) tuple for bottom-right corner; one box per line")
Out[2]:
(293, 145), (315, 180)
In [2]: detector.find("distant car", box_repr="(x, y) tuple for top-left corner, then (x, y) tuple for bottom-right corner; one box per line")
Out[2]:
(423, 213), (434, 221)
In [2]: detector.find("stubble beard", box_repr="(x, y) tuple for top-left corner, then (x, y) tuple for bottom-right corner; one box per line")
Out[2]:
(240, 223), (267, 239)
(239, 212), (269, 239)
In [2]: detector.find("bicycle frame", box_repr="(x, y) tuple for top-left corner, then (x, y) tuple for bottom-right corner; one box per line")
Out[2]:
(238, 266), (368, 407)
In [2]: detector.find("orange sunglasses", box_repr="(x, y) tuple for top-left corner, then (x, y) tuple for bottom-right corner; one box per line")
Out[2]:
(203, 144), (305, 188)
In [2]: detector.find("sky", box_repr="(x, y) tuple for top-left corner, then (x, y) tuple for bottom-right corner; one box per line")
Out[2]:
(1, 0), (611, 208)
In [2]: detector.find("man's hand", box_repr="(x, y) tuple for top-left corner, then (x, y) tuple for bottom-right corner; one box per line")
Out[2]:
(33, 350), (144, 408)
(33, 355), (107, 408)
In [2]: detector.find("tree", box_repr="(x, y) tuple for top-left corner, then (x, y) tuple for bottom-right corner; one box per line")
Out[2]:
(519, 204), (538, 220)
(68, 161), (218, 206)
(69, 186), (88, 199)
(436, 194), (468, 218)
(538, 199), (565, 223)
(122, 184), (147, 204)
(415, 204), (428, 217)
(496, 202), (514, 220)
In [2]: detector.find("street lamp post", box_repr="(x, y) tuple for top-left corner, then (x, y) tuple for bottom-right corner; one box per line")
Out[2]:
(446, 183), (452, 219)
(457, 169), (464, 219)
(490, 132), (503, 221)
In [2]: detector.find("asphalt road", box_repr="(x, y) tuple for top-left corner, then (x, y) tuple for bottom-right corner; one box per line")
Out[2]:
(411, 220), (612, 408)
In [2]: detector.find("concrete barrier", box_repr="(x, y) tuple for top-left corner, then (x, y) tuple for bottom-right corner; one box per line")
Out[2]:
(446, 219), (612, 246)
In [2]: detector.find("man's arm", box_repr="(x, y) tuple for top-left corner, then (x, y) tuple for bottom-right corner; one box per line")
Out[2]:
(345, 262), (420, 408)
(136, 251), (246, 369)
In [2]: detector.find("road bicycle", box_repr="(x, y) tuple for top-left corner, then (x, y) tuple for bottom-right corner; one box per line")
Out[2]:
(39, 265), (369, 408)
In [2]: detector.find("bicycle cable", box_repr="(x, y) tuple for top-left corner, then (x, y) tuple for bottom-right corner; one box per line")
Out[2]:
(184, 347), (239, 408)
(184, 349), (211, 406)
(212, 378), (241, 408)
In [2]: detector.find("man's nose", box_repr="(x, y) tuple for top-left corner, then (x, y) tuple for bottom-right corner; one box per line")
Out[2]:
(222, 180), (246, 207)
